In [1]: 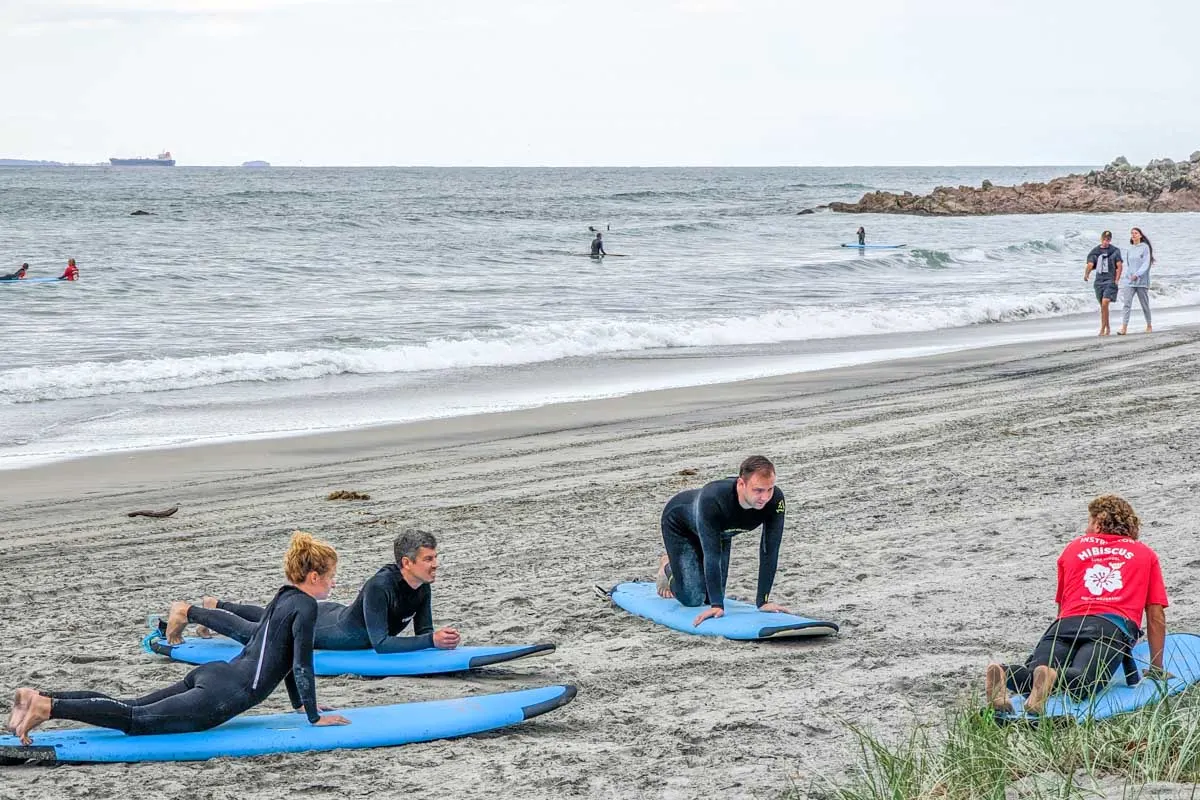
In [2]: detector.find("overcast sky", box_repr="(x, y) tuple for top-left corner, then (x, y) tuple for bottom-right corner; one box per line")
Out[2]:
(2, 0), (1197, 166)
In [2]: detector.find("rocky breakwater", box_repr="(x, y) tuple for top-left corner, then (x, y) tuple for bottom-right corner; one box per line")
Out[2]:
(828, 152), (1200, 215)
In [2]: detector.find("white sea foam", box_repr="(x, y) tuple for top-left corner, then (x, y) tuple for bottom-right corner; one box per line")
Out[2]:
(8, 284), (1200, 405)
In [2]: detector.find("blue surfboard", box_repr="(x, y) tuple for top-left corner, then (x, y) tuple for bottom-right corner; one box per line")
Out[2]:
(0, 684), (576, 764)
(840, 243), (907, 249)
(0, 277), (68, 284)
(603, 581), (838, 640)
(143, 631), (554, 677)
(996, 633), (1200, 723)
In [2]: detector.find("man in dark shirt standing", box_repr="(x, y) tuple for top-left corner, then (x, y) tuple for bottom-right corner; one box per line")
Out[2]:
(590, 232), (606, 258)
(1085, 230), (1123, 336)
(654, 455), (792, 627)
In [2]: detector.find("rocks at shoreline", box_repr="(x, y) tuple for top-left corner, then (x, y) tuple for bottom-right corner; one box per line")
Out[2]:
(829, 151), (1200, 215)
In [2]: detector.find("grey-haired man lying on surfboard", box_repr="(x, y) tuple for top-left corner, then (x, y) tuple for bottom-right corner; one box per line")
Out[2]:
(165, 529), (461, 654)
(655, 455), (793, 627)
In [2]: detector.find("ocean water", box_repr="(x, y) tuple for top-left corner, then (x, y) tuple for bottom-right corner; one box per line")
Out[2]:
(3, 165), (1198, 468)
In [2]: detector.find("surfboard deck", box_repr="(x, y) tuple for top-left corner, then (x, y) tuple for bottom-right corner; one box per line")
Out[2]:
(602, 581), (838, 640)
(0, 277), (68, 284)
(995, 633), (1200, 723)
(0, 684), (576, 763)
(840, 243), (907, 249)
(143, 630), (555, 677)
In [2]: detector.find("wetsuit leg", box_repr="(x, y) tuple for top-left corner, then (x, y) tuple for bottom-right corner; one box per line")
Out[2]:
(188, 606), (259, 645)
(47, 679), (195, 734)
(1004, 622), (1073, 693)
(1006, 617), (1125, 698)
(1058, 617), (1127, 698)
(661, 515), (706, 607)
(216, 601), (266, 622)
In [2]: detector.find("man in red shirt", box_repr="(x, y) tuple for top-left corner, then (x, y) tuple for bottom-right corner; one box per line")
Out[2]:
(986, 495), (1169, 714)
(59, 258), (79, 281)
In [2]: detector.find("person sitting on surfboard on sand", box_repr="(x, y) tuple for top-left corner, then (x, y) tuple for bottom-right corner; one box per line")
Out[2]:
(6, 532), (349, 745)
(59, 258), (79, 281)
(654, 455), (793, 627)
(166, 529), (461, 655)
(590, 232), (607, 258)
(0, 264), (29, 281)
(985, 495), (1171, 715)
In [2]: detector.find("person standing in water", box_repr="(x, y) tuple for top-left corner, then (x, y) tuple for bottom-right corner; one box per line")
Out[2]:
(856, 227), (866, 246)
(6, 532), (350, 745)
(1084, 231), (1123, 336)
(1118, 228), (1153, 335)
(590, 232), (607, 258)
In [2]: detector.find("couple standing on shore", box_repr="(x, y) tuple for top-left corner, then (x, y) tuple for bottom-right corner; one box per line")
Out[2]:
(1084, 229), (1154, 336)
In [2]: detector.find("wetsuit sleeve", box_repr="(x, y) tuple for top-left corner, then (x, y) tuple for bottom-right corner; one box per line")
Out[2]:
(289, 600), (320, 723)
(1086, 246), (1099, 266)
(756, 490), (785, 607)
(364, 581), (435, 654)
(413, 589), (434, 638)
(695, 487), (729, 609)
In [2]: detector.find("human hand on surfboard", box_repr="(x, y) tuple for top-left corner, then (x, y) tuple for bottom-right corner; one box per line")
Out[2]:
(692, 607), (725, 627)
(757, 602), (792, 614)
(433, 627), (461, 649)
(314, 713), (351, 726)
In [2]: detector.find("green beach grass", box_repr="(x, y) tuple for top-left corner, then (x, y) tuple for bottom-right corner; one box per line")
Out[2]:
(790, 686), (1200, 800)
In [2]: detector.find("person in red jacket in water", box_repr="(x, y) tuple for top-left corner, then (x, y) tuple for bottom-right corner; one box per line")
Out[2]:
(0, 264), (29, 281)
(59, 258), (79, 281)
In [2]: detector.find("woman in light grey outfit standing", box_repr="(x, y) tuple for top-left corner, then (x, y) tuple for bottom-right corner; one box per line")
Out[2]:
(1118, 227), (1154, 335)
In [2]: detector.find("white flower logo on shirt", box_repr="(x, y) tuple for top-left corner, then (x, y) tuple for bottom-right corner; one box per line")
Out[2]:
(1084, 563), (1124, 596)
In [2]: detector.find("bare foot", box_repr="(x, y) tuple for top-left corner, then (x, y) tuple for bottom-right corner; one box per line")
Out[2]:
(1117, 327), (1127, 335)
(1146, 326), (1153, 333)
(165, 601), (191, 645)
(985, 664), (1012, 712)
(1025, 665), (1057, 715)
(655, 555), (675, 599)
(6, 688), (36, 734)
(195, 596), (218, 638)
(14, 692), (52, 746)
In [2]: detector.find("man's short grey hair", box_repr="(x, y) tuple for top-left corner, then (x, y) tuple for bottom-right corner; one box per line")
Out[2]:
(393, 529), (438, 565)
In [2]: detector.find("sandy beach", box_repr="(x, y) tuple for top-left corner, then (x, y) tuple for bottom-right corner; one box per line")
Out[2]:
(4, 326), (1200, 800)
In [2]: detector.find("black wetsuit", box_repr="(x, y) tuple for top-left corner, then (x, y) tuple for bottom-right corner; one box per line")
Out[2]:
(660, 478), (786, 609)
(46, 586), (319, 735)
(590, 236), (606, 257)
(192, 564), (434, 654)
(0, 271), (25, 281)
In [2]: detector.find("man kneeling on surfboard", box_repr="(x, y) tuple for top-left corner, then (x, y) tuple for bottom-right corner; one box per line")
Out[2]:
(654, 455), (792, 627)
(986, 495), (1170, 715)
(166, 529), (461, 654)
(7, 532), (349, 745)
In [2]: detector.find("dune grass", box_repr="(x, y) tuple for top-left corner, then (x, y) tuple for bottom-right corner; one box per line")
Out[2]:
(791, 687), (1200, 800)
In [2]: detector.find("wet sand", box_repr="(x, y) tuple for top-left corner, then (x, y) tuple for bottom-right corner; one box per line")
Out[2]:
(4, 327), (1200, 799)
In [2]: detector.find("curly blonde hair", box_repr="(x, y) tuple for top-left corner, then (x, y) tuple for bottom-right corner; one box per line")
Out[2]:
(1088, 495), (1140, 539)
(283, 530), (338, 583)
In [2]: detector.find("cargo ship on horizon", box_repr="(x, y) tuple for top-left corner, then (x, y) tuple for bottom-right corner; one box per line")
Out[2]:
(109, 150), (175, 167)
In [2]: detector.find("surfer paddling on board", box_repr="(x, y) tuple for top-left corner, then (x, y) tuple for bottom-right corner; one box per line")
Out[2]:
(6, 532), (350, 746)
(0, 263), (29, 281)
(654, 455), (791, 627)
(985, 495), (1171, 716)
(166, 529), (461, 654)
(590, 232), (607, 258)
(59, 258), (79, 281)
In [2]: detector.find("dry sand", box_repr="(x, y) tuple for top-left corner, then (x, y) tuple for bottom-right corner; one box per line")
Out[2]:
(4, 328), (1200, 800)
